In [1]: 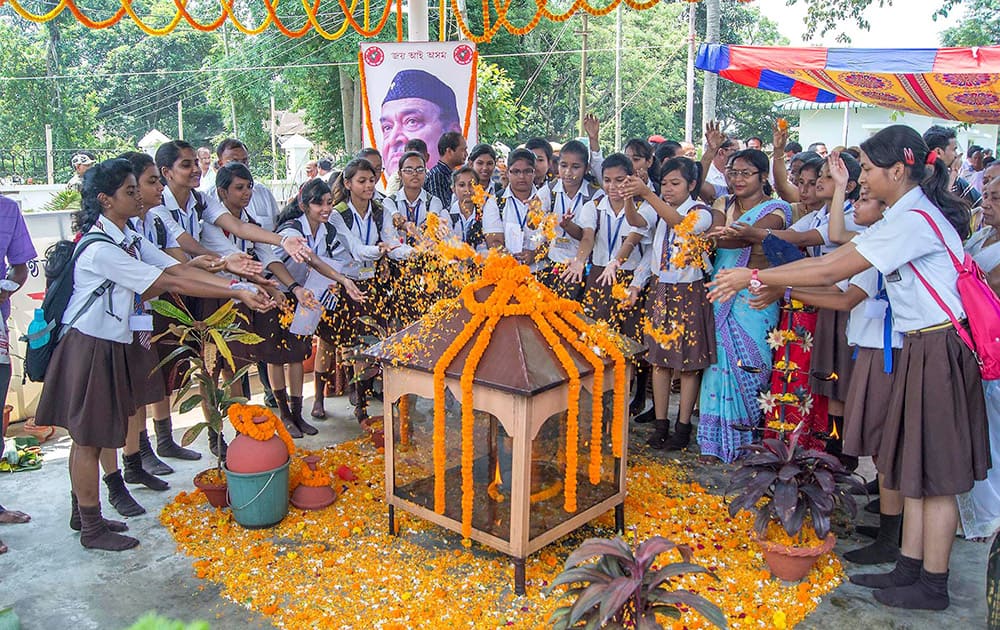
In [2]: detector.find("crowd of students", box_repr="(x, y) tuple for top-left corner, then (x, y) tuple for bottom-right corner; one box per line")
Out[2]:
(0, 118), (996, 614)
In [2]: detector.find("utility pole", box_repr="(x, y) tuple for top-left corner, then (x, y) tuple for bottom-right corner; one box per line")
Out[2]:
(684, 2), (696, 143)
(222, 23), (238, 134)
(45, 124), (54, 185)
(702, 0), (720, 127)
(270, 92), (278, 183)
(177, 100), (184, 139)
(614, 6), (622, 149)
(577, 14), (589, 137)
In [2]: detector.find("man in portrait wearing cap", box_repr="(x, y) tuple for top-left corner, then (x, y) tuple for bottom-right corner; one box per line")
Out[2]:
(378, 68), (462, 175)
(67, 152), (96, 192)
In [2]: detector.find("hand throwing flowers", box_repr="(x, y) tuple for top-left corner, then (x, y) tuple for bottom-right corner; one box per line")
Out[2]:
(706, 267), (756, 302)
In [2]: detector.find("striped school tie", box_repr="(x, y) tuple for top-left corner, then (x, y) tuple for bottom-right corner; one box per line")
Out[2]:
(122, 237), (152, 350)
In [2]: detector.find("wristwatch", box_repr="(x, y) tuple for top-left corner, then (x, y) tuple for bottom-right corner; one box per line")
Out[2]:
(749, 269), (762, 292)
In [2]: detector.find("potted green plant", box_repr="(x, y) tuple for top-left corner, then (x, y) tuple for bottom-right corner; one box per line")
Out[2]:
(726, 422), (865, 581)
(547, 535), (727, 629)
(151, 299), (263, 508)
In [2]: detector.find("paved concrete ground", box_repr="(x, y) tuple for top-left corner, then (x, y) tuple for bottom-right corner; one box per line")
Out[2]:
(0, 383), (991, 629)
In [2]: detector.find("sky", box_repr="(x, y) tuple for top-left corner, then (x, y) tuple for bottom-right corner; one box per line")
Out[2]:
(753, 0), (966, 48)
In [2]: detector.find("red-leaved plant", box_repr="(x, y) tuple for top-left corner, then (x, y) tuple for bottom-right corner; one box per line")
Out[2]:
(726, 422), (865, 542)
(547, 535), (727, 629)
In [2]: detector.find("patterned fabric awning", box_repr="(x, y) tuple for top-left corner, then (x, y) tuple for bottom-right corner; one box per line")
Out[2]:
(696, 43), (1000, 124)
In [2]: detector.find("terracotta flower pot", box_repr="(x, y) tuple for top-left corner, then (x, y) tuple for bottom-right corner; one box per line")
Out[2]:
(194, 469), (230, 508)
(290, 456), (337, 511)
(757, 532), (836, 582)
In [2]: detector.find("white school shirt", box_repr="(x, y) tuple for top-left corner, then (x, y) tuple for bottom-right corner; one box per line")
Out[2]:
(846, 267), (904, 350)
(276, 215), (347, 286)
(649, 196), (714, 285)
(853, 187), (966, 333)
(332, 202), (384, 279)
(64, 220), (179, 343)
(965, 226), (1000, 274)
(130, 212), (179, 250)
(546, 181), (603, 264)
(203, 182), (281, 231)
(788, 202), (863, 257)
(196, 169), (216, 193)
(386, 189), (448, 258)
(200, 201), (280, 280)
(482, 187), (550, 252)
(158, 186), (203, 241)
(449, 199), (490, 255)
(577, 196), (656, 271)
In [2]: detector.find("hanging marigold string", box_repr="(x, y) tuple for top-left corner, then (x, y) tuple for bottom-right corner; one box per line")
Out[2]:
(546, 311), (605, 486)
(530, 311), (581, 513)
(398, 393), (410, 447)
(458, 315), (500, 539)
(432, 313), (485, 513)
(563, 311), (628, 458)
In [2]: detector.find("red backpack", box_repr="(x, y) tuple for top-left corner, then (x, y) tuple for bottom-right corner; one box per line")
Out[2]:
(908, 209), (1000, 380)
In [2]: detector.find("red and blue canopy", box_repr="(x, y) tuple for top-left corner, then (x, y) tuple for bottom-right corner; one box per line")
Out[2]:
(696, 44), (1000, 124)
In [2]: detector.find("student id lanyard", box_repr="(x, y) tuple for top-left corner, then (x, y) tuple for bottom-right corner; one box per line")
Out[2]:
(606, 212), (625, 263)
(353, 209), (375, 245)
(876, 272), (893, 374)
(509, 197), (528, 230)
(405, 198), (423, 226)
(559, 192), (584, 236)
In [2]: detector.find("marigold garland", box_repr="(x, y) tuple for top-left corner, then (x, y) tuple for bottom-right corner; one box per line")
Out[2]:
(546, 311), (605, 486)
(459, 315), (499, 539)
(398, 394), (410, 447)
(564, 311), (628, 458)
(227, 403), (296, 456)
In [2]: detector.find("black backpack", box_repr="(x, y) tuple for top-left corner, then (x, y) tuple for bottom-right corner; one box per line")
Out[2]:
(337, 200), (385, 239)
(20, 232), (116, 382)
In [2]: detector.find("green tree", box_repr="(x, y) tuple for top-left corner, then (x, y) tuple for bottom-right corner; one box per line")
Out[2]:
(476, 60), (529, 143)
(939, 0), (1000, 46)
(787, 0), (969, 43)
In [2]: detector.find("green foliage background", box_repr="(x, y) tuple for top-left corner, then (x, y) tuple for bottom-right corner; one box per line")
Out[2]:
(0, 0), (977, 181)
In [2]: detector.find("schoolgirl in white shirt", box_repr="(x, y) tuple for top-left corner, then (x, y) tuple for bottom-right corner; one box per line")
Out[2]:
(622, 157), (718, 451)
(564, 154), (657, 425)
(386, 152), (448, 255)
(448, 167), (491, 255)
(708, 125), (987, 612)
(483, 149), (551, 269)
(201, 163), (317, 439)
(33, 159), (271, 551)
(329, 158), (395, 423)
(537, 140), (604, 301)
(272, 178), (366, 421)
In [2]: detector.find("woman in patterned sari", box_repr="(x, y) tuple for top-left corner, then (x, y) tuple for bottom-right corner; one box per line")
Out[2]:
(697, 149), (792, 463)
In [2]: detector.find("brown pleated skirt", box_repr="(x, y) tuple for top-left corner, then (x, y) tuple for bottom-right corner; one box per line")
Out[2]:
(34, 329), (138, 449)
(254, 293), (313, 365)
(124, 334), (166, 406)
(317, 278), (387, 348)
(151, 293), (190, 392)
(876, 325), (990, 498)
(580, 266), (646, 341)
(810, 307), (853, 400)
(842, 346), (899, 457)
(644, 280), (718, 371)
(536, 263), (586, 302)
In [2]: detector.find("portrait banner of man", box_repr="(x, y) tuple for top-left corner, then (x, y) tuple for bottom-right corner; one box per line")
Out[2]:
(359, 41), (479, 177)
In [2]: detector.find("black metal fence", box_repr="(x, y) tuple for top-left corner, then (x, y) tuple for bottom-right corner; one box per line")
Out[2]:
(0, 148), (127, 184)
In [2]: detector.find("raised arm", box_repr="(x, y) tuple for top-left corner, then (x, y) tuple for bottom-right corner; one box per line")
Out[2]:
(826, 152), (860, 244)
(771, 120), (799, 203)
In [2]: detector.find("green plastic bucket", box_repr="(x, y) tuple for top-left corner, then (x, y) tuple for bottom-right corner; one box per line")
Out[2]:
(225, 459), (290, 528)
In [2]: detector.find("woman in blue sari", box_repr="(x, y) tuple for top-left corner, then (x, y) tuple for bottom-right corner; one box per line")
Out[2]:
(698, 149), (792, 463)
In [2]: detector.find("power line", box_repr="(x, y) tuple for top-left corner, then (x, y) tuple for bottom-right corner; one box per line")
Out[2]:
(0, 44), (678, 82)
